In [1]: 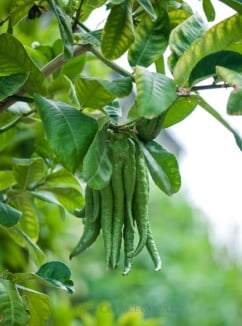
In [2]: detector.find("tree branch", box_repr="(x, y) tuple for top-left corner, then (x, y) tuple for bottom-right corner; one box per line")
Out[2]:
(41, 43), (91, 77)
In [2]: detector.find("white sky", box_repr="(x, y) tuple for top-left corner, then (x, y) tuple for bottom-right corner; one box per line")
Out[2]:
(171, 0), (242, 251)
(87, 1), (242, 252)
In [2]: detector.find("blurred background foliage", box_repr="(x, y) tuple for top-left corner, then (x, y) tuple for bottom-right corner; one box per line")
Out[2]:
(1, 2), (242, 325)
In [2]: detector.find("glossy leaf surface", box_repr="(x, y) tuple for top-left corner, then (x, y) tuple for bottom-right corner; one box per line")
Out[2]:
(36, 261), (74, 293)
(142, 141), (181, 195)
(0, 202), (22, 227)
(35, 94), (98, 172)
(128, 9), (170, 67)
(173, 14), (242, 86)
(133, 66), (177, 118)
(0, 73), (28, 101)
(0, 34), (45, 94)
(101, 0), (134, 59)
(83, 124), (113, 189)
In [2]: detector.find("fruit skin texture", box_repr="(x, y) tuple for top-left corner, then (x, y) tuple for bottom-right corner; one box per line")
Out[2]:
(70, 130), (162, 274)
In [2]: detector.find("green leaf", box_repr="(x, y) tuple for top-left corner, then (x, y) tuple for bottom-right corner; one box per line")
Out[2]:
(173, 14), (242, 86)
(219, 0), (242, 14)
(12, 157), (46, 190)
(10, 0), (34, 25)
(81, 0), (107, 21)
(83, 124), (113, 190)
(75, 77), (132, 109)
(48, 74), (79, 105)
(101, 0), (134, 59)
(169, 13), (207, 57)
(61, 53), (86, 79)
(0, 73), (29, 101)
(227, 91), (242, 115)
(20, 287), (51, 326)
(36, 261), (74, 294)
(75, 77), (115, 109)
(161, 96), (199, 128)
(0, 171), (16, 190)
(168, 8), (191, 29)
(48, 0), (73, 60)
(32, 168), (84, 214)
(216, 66), (242, 88)
(142, 141), (181, 195)
(34, 187), (84, 214)
(0, 33), (46, 94)
(137, 0), (157, 21)
(35, 94), (98, 172)
(0, 202), (22, 227)
(128, 9), (170, 67)
(132, 66), (177, 118)
(45, 169), (83, 192)
(9, 191), (39, 241)
(216, 66), (242, 115)
(8, 227), (45, 266)
(202, 0), (216, 21)
(0, 280), (30, 326)
(99, 77), (133, 97)
(189, 51), (242, 86)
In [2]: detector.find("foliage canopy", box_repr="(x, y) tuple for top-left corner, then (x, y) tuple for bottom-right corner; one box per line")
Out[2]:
(0, 0), (241, 324)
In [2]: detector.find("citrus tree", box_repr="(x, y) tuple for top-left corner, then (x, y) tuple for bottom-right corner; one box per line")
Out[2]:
(0, 0), (241, 324)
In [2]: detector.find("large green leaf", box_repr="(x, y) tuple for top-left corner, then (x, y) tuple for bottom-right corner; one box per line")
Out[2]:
(189, 51), (242, 85)
(128, 9), (170, 67)
(9, 191), (39, 241)
(12, 157), (46, 190)
(0, 33), (46, 94)
(20, 287), (51, 326)
(35, 94), (98, 172)
(48, 0), (73, 59)
(141, 141), (181, 195)
(83, 124), (113, 189)
(161, 95), (199, 128)
(75, 77), (115, 109)
(48, 74), (79, 106)
(0, 280), (30, 326)
(45, 169), (83, 192)
(36, 261), (74, 293)
(33, 187), (84, 214)
(0, 73), (29, 101)
(99, 77), (133, 97)
(169, 13), (207, 57)
(0, 202), (22, 227)
(131, 66), (177, 118)
(173, 14), (242, 86)
(75, 77), (132, 109)
(101, 0), (134, 59)
(219, 0), (242, 13)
